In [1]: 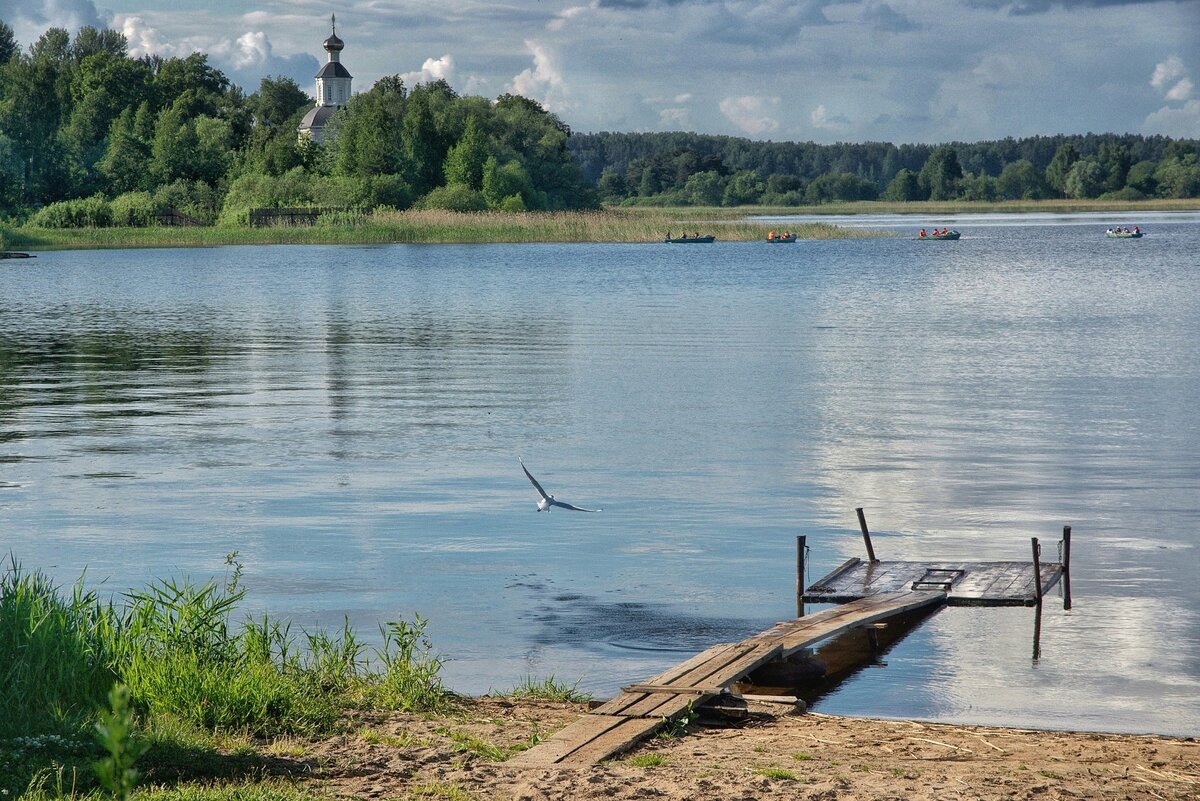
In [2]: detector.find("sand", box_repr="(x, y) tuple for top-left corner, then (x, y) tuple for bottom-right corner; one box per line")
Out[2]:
(300, 698), (1198, 800)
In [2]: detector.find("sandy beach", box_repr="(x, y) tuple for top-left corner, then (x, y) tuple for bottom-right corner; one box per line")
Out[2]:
(301, 698), (1198, 800)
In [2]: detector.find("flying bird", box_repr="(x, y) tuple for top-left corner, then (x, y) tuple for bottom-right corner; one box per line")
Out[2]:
(520, 458), (602, 512)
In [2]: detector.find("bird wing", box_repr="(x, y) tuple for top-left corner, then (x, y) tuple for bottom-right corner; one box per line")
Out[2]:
(549, 498), (602, 513)
(519, 458), (551, 501)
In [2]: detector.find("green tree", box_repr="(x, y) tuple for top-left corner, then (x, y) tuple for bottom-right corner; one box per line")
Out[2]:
(443, 115), (488, 190)
(1043, 143), (1079, 196)
(721, 169), (765, 206)
(1153, 152), (1200, 198)
(596, 168), (628, 202)
(1063, 159), (1105, 199)
(331, 78), (407, 178)
(97, 106), (150, 193)
(247, 76), (310, 128)
(996, 159), (1047, 200)
(1097, 141), (1132, 193)
(918, 146), (963, 201)
(0, 20), (17, 64)
(683, 170), (725, 206)
(482, 155), (536, 210)
(1125, 160), (1158, 196)
(883, 168), (923, 201)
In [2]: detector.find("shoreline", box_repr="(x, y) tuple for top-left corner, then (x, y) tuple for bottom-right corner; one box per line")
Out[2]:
(293, 697), (1199, 801)
(4, 200), (1196, 251)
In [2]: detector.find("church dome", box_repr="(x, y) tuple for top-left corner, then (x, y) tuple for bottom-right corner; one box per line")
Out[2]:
(323, 32), (344, 52)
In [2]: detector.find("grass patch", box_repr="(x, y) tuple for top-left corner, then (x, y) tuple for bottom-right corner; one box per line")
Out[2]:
(753, 767), (799, 781)
(356, 727), (430, 749)
(625, 754), (667, 768)
(434, 728), (509, 762)
(0, 555), (455, 796)
(506, 676), (591, 704)
(792, 752), (813, 761)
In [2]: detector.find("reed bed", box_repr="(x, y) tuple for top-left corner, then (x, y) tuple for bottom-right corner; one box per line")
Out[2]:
(0, 557), (454, 797)
(5, 208), (863, 250)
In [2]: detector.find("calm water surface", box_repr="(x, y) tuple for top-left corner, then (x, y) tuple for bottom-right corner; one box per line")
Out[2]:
(2, 212), (1198, 736)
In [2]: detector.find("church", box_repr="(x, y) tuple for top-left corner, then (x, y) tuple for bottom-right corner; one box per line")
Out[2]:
(298, 15), (353, 143)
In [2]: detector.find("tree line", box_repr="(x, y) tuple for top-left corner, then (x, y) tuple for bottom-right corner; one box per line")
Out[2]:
(0, 20), (597, 227)
(570, 131), (1200, 206)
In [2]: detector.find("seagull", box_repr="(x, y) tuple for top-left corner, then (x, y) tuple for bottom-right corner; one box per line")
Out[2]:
(520, 458), (602, 512)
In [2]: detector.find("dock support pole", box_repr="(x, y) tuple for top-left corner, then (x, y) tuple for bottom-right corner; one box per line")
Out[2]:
(796, 535), (806, 618)
(1031, 537), (1043, 605)
(1061, 525), (1072, 610)
(855, 507), (878, 563)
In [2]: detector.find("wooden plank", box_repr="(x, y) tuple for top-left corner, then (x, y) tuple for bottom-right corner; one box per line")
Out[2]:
(593, 643), (740, 715)
(506, 714), (628, 766)
(557, 716), (665, 765)
(623, 684), (724, 694)
(805, 557), (862, 591)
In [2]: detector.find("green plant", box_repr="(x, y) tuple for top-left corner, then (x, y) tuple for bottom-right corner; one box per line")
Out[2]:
(626, 753), (667, 768)
(435, 728), (507, 762)
(370, 615), (454, 713)
(792, 752), (813, 761)
(93, 684), (149, 801)
(507, 675), (591, 704)
(655, 701), (697, 739)
(753, 767), (798, 781)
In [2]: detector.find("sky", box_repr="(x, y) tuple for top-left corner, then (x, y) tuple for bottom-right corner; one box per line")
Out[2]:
(2, 0), (1198, 144)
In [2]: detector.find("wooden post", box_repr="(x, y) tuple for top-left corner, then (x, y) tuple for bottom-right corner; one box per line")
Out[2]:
(1031, 536), (1043, 605)
(856, 507), (878, 563)
(1061, 525), (1072, 610)
(1032, 601), (1043, 661)
(796, 535), (806, 618)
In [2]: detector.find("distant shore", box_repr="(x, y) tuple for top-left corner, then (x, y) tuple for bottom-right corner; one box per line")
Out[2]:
(4, 199), (1195, 251)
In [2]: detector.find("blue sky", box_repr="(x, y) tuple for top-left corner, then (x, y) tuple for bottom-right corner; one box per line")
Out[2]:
(2, 0), (1197, 143)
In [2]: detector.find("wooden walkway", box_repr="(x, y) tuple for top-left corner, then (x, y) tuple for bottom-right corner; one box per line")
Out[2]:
(509, 590), (945, 767)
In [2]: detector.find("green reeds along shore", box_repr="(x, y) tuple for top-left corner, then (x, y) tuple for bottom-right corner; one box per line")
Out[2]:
(2, 209), (866, 250)
(0, 555), (455, 799)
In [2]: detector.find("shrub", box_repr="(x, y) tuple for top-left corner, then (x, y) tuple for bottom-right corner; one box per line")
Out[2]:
(419, 184), (488, 212)
(153, 180), (223, 225)
(110, 192), (158, 227)
(499, 193), (527, 212)
(28, 195), (113, 228)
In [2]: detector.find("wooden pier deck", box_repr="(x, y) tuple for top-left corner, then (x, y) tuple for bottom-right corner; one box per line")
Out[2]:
(803, 557), (1064, 606)
(509, 590), (946, 767)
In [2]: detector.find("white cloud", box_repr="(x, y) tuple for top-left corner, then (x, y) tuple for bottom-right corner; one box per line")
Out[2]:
(1142, 99), (1200, 139)
(0, 0), (107, 44)
(507, 40), (570, 111)
(719, 95), (780, 136)
(548, 3), (594, 32)
(811, 103), (850, 131)
(1166, 77), (1193, 102)
(117, 14), (173, 59)
(1150, 56), (1193, 103)
(401, 54), (457, 88)
(1150, 56), (1186, 92)
(674, 93), (693, 104)
(658, 107), (690, 128)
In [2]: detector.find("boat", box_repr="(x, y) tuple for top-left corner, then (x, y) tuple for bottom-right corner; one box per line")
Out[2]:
(919, 230), (960, 240)
(665, 234), (715, 243)
(767, 234), (796, 243)
(0, 251), (35, 259)
(1106, 229), (1143, 238)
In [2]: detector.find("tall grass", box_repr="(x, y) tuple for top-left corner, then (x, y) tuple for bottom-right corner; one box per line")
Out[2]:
(6, 208), (865, 250)
(0, 555), (455, 795)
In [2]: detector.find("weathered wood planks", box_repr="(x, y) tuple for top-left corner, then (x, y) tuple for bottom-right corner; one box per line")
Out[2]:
(509, 590), (947, 768)
(802, 560), (1064, 606)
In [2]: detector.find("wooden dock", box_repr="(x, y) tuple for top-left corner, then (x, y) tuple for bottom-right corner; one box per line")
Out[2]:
(512, 512), (1072, 768)
(509, 590), (945, 767)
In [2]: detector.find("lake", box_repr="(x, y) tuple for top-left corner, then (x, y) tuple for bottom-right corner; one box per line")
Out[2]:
(2, 211), (1198, 736)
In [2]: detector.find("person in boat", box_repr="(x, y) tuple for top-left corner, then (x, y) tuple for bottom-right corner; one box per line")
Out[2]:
(919, 228), (927, 238)
(1133, 226), (1140, 234)
(768, 231), (775, 240)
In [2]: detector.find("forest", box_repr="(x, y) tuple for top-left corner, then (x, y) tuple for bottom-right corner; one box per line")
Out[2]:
(1, 19), (1198, 231)
(0, 21), (598, 228)
(570, 131), (1200, 206)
